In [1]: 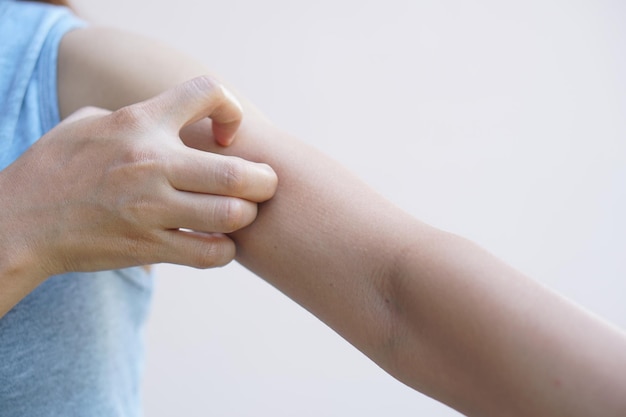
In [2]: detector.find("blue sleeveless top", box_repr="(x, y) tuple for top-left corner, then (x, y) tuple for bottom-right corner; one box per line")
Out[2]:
(0, 2), (153, 416)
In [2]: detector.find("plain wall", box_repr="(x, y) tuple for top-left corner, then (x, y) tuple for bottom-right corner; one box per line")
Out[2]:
(73, 1), (626, 415)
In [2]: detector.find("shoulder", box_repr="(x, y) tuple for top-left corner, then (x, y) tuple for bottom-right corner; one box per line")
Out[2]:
(57, 27), (210, 118)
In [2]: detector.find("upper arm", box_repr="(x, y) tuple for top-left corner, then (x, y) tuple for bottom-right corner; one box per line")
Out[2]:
(57, 27), (211, 118)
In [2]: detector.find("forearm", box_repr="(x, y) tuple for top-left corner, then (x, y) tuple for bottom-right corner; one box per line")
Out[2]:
(223, 115), (428, 358)
(213, 111), (626, 416)
(389, 232), (626, 416)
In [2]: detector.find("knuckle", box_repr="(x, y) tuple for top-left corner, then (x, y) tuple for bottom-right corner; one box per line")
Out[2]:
(131, 146), (163, 168)
(219, 159), (246, 194)
(115, 138), (167, 170)
(62, 106), (111, 125)
(188, 75), (219, 97)
(125, 195), (159, 224)
(124, 239), (153, 265)
(219, 198), (247, 232)
(109, 104), (150, 130)
(72, 106), (102, 119)
(190, 239), (234, 269)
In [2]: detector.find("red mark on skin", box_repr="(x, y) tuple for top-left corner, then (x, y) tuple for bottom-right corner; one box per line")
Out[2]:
(552, 378), (562, 388)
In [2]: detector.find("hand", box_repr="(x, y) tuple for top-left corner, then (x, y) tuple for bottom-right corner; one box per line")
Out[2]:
(0, 76), (277, 281)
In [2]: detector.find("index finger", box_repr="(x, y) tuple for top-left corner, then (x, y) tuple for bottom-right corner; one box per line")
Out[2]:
(142, 75), (243, 146)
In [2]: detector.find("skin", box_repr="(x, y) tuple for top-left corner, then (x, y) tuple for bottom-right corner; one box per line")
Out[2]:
(0, 76), (278, 317)
(3, 25), (626, 416)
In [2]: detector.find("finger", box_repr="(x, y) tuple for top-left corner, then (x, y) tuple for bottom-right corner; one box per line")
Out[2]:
(141, 75), (243, 146)
(179, 119), (216, 152)
(162, 192), (258, 233)
(63, 106), (111, 123)
(211, 84), (243, 146)
(167, 149), (278, 203)
(158, 230), (236, 269)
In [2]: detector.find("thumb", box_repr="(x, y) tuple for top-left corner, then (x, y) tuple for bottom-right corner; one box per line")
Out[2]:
(141, 75), (243, 146)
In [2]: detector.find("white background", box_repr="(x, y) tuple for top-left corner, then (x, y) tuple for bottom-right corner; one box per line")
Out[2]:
(74, 1), (626, 416)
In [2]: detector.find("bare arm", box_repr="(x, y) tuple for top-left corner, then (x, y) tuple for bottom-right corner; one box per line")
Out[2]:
(191, 107), (626, 417)
(57, 27), (626, 417)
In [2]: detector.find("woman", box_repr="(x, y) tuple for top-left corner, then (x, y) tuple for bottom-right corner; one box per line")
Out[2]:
(0, 1), (277, 415)
(1, 1), (625, 416)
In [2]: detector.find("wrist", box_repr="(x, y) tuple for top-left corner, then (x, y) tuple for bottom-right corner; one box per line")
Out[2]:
(0, 171), (50, 288)
(0, 226), (49, 280)
(0, 236), (49, 317)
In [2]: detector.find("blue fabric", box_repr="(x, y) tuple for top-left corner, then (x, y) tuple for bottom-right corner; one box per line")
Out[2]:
(0, 0), (76, 170)
(0, 2), (153, 416)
